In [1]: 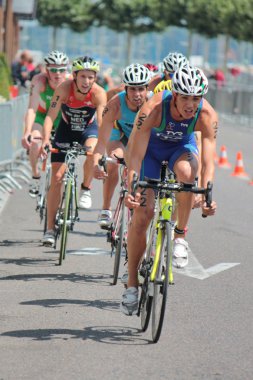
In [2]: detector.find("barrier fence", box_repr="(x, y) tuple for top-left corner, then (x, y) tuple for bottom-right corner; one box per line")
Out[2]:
(0, 94), (30, 205)
(206, 80), (253, 127)
(0, 94), (28, 162)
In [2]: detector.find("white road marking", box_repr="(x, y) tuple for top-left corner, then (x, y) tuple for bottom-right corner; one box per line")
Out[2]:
(173, 248), (240, 280)
(68, 247), (111, 256)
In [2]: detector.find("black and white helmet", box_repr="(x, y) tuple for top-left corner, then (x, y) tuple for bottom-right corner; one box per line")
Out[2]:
(123, 63), (151, 86)
(44, 50), (69, 65)
(163, 52), (188, 73)
(172, 64), (208, 96)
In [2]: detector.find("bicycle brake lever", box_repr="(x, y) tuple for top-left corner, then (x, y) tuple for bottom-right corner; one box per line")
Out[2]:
(202, 181), (213, 218)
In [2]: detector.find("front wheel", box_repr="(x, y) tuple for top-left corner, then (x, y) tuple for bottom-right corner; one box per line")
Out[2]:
(151, 222), (170, 343)
(112, 198), (125, 285)
(139, 271), (153, 332)
(59, 180), (72, 266)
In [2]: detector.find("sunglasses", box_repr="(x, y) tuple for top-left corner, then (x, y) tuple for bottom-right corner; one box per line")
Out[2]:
(48, 67), (67, 73)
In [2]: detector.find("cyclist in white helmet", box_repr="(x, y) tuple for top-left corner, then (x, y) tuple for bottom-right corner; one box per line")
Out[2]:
(120, 64), (218, 316)
(149, 51), (188, 93)
(41, 56), (107, 246)
(93, 63), (152, 228)
(22, 50), (70, 197)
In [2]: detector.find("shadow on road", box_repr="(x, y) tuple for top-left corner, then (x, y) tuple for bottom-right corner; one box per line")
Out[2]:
(0, 257), (56, 266)
(1, 325), (150, 345)
(0, 272), (112, 285)
(0, 239), (42, 247)
(20, 298), (119, 311)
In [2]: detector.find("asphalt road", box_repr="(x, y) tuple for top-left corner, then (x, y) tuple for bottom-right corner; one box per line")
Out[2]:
(0, 122), (252, 380)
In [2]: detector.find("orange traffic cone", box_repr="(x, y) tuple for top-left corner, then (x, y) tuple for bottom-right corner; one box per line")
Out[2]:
(218, 145), (231, 168)
(231, 151), (249, 180)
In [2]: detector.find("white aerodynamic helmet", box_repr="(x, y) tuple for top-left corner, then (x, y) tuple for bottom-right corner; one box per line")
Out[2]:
(163, 52), (188, 73)
(44, 50), (69, 65)
(172, 64), (208, 96)
(122, 63), (151, 86)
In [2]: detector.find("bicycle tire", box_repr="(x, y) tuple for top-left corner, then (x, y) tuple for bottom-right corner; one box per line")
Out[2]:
(139, 273), (153, 331)
(43, 198), (47, 234)
(139, 218), (157, 330)
(151, 222), (170, 343)
(41, 165), (51, 232)
(112, 197), (125, 285)
(59, 180), (72, 266)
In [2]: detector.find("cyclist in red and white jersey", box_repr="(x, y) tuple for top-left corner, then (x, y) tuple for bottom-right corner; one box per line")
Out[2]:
(41, 56), (107, 246)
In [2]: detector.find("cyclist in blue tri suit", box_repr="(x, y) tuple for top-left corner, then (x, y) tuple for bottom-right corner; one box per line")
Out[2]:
(121, 64), (218, 316)
(93, 63), (152, 227)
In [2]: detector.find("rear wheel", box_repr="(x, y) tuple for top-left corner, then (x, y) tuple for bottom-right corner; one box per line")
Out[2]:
(151, 223), (170, 343)
(59, 180), (71, 266)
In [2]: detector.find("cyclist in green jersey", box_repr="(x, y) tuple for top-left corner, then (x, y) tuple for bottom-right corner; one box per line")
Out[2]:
(21, 50), (70, 197)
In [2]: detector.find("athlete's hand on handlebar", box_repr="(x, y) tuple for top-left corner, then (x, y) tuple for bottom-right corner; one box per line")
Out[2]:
(201, 200), (217, 217)
(21, 133), (32, 150)
(125, 192), (141, 209)
(40, 140), (51, 159)
(93, 164), (108, 180)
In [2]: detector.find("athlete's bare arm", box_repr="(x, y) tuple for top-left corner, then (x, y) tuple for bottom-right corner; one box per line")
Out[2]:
(22, 74), (46, 148)
(107, 83), (125, 101)
(148, 74), (162, 91)
(195, 99), (218, 189)
(126, 92), (163, 185)
(93, 95), (121, 164)
(42, 80), (70, 144)
(91, 83), (107, 129)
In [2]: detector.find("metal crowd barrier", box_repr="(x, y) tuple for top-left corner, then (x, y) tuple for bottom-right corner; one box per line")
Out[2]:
(0, 94), (31, 201)
(206, 80), (253, 128)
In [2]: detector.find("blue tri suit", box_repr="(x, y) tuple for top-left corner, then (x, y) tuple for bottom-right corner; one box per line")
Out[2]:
(109, 91), (139, 146)
(141, 90), (202, 179)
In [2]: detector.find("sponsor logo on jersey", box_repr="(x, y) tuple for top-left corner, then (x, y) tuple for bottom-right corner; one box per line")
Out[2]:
(156, 130), (183, 141)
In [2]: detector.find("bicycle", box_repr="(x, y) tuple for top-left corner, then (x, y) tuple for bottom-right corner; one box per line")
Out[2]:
(98, 155), (131, 285)
(51, 142), (92, 266)
(132, 162), (212, 343)
(27, 134), (52, 232)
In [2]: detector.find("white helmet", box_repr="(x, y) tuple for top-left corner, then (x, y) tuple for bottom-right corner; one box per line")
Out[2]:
(172, 64), (208, 96)
(123, 63), (151, 86)
(163, 52), (188, 73)
(44, 50), (69, 65)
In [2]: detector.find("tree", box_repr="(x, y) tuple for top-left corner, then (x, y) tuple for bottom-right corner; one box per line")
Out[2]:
(36, 0), (94, 48)
(94, 0), (165, 64)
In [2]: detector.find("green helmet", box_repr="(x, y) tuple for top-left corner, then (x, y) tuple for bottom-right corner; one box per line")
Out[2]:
(72, 56), (100, 73)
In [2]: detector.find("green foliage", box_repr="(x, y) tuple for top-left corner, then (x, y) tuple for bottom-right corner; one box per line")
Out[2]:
(92, 0), (165, 34)
(37, 0), (94, 32)
(0, 53), (12, 101)
(36, 0), (253, 46)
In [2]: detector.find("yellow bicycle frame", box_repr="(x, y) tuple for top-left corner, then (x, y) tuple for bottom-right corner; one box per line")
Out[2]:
(150, 197), (174, 284)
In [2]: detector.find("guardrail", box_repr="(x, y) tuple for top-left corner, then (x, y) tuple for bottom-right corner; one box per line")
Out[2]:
(0, 95), (31, 203)
(206, 80), (253, 127)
